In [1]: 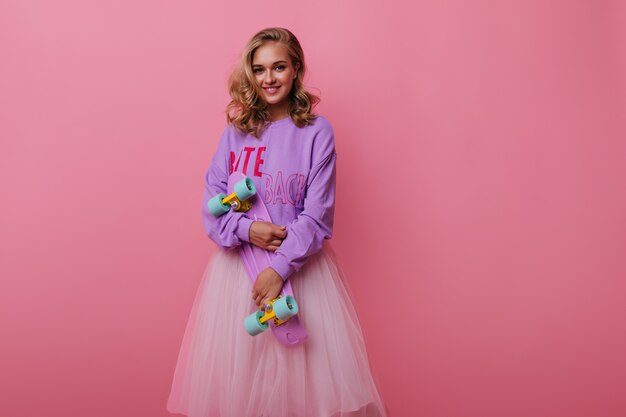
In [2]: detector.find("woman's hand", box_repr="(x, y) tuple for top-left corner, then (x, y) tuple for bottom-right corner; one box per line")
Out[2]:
(251, 267), (284, 310)
(249, 221), (287, 251)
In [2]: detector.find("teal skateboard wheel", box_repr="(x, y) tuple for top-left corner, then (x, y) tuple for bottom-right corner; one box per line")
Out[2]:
(234, 177), (256, 201)
(208, 193), (230, 216)
(274, 295), (298, 321)
(244, 310), (268, 336)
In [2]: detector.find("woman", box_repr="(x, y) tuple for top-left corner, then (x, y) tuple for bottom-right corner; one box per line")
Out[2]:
(167, 27), (388, 417)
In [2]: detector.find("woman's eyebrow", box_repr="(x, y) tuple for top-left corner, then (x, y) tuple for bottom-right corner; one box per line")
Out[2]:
(252, 60), (288, 67)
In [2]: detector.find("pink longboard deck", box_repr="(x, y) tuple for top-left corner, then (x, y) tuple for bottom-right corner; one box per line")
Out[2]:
(227, 172), (308, 346)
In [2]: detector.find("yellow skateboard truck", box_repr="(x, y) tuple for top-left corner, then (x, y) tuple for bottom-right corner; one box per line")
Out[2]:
(207, 177), (256, 216)
(259, 296), (293, 326)
(220, 191), (253, 213)
(244, 295), (299, 336)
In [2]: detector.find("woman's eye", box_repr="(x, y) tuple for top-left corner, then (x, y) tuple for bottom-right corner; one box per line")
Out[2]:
(253, 65), (285, 74)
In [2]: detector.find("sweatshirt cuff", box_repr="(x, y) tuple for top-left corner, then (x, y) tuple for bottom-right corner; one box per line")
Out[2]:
(235, 216), (254, 243)
(269, 255), (294, 282)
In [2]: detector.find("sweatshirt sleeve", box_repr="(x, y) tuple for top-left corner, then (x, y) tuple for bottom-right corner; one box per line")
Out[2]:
(269, 122), (336, 280)
(201, 126), (254, 249)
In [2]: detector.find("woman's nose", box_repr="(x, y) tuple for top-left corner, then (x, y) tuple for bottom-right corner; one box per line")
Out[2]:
(264, 70), (275, 83)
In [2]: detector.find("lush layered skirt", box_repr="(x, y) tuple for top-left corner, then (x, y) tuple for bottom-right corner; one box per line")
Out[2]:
(167, 244), (387, 417)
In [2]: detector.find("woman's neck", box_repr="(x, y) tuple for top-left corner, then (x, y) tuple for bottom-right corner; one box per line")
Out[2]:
(268, 103), (289, 122)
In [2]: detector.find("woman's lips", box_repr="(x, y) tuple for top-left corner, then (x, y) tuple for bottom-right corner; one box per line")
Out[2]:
(264, 86), (280, 95)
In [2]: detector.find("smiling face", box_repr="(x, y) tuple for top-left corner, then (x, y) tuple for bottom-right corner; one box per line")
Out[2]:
(252, 41), (300, 121)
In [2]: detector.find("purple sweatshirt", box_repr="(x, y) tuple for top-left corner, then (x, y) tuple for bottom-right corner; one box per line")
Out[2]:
(201, 114), (336, 281)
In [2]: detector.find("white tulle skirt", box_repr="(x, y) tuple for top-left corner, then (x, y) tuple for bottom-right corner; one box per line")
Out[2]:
(167, 244), (388, 417)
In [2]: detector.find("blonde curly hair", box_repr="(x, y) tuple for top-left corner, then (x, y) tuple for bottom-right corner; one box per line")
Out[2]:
(225, 27), (320, 138)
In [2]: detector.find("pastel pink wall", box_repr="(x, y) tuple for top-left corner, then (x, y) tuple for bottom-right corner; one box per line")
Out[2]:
(1, 1), (625, 416)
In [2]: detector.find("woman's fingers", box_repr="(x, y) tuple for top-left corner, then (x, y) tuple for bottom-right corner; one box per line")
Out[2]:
(266, 232), (284, 242)
(249, 222), (287, 251)
(254, 293), (263, 307)
(253, 288), (267, 308)
(272, 226), (287, 239)
(261, 239), (283, 251)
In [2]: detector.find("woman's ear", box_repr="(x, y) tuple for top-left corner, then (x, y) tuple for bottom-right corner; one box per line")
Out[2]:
(294, 62), (301, 79)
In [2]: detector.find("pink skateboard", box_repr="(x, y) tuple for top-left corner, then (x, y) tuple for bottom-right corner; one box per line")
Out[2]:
(208, 172), (307, 347)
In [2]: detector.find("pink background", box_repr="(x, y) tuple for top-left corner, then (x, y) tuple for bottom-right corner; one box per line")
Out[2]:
(1, 1), (625, 416)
